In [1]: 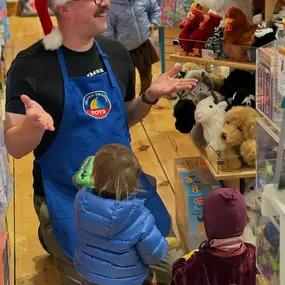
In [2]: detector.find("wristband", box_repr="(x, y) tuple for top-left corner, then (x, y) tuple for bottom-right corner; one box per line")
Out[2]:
(140, 91), (159, 105)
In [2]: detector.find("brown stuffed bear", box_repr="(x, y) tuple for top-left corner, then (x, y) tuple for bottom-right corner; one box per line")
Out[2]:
(219, 106), (261, 171)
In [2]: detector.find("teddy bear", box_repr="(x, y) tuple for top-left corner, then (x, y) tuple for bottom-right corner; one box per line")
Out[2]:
(219, 106), (261, 171)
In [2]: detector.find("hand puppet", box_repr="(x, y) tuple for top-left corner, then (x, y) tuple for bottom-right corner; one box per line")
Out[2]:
(196, 0), (254, 25)
(224, 6), (257, 62)
(194, 91), (228, 151)
(189, 12), (223, 56)
(179, 9), (205, 55)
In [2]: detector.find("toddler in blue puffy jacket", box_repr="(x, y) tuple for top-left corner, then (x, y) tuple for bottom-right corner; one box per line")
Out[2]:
(73, 144), (168, 285)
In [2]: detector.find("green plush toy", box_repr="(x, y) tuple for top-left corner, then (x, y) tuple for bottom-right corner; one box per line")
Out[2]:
(72, 156), (95, 189)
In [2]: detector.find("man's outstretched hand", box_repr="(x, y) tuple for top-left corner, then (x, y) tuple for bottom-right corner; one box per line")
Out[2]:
(146, 63), (198, 101)
(21, 95), (55, 132)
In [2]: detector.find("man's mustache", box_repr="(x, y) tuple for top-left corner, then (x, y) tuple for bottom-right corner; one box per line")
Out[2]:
(94, 8), (108, 17)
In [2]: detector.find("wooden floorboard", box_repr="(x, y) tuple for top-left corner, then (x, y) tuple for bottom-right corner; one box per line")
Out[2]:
(5, 16), (191, 284)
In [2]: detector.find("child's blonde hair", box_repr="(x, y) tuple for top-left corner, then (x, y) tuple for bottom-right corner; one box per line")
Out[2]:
(92, 144), (140, 200)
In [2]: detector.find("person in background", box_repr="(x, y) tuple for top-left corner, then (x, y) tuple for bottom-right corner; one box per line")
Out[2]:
(74, 144), (168, 285)
(104, 0), (161, 94)
(171, 188), (256, 285)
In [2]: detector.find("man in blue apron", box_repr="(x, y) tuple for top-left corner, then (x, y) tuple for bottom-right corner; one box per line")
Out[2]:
(4, 0), (197, 284)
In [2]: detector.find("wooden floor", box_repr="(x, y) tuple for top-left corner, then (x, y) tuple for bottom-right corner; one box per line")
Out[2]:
(5, 16), (200, 284)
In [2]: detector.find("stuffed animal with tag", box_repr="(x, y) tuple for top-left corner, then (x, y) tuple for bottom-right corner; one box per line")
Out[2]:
(194, 91), (228, 151)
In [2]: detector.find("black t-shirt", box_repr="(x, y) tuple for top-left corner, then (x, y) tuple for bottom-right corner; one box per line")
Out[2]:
(6, 35), (136, 196)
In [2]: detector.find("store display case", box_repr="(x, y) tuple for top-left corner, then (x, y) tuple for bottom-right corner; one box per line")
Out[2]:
(256, 41), (281, 130)
(256, 199), (280, 284)
(255, 38), (285, 285)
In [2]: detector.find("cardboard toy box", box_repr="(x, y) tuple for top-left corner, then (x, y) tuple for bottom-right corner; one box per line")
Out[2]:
(174, 157), (222, 252)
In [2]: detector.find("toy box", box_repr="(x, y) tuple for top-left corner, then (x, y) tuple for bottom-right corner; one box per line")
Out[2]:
(174, 157), (222, 252)
(256, 200), (280, 285)
(256, 40), (285, 130)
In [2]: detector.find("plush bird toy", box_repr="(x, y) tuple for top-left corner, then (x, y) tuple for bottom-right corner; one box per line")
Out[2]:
(179, 9), (205, 55)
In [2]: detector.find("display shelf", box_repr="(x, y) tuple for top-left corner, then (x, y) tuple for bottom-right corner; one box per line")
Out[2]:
(169, 54), (257, 71)
(199, 146), (256, 181)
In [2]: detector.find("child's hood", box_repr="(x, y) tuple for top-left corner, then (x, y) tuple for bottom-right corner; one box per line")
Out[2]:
(74, 189), (146, 238)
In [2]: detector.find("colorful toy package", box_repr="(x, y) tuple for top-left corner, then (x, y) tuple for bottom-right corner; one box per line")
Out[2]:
(161, 0), (195, 27)
(0, 116), (13, 212)
(256, 200), (280, 285)
(0, 0), (9, 39)
(174, 157), (222, 251)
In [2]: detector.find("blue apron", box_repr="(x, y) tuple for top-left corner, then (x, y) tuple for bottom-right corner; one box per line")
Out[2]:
(36, 39), (171, 259)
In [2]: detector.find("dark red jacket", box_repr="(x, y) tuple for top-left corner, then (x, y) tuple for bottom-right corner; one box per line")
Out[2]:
(171, 243), (256, 285)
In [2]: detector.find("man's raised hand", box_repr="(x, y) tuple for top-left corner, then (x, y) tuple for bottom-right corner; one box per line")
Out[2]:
(21, 95), (55, 132)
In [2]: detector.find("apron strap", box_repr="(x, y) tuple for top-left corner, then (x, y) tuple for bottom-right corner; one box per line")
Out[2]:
(56, 48), (69, 83)
(94, 39), (116, 87)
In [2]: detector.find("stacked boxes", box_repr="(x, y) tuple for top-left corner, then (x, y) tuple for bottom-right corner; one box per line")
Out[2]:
(174, 157), (222, 252)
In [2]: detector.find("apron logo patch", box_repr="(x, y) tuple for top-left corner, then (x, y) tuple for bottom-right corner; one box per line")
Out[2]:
(83, 90), (112, 119)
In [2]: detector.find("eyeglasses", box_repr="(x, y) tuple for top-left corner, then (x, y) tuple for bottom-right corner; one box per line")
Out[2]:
(70, 0), (104, 4)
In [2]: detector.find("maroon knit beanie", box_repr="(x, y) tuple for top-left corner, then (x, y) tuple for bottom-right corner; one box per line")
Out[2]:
(203, 188), (247, 240)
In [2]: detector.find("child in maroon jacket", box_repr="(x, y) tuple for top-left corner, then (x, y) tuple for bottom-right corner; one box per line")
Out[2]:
(171, 188), (256, 285)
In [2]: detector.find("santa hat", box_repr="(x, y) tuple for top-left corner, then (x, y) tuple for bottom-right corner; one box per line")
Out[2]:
(35, 0), (67, 50)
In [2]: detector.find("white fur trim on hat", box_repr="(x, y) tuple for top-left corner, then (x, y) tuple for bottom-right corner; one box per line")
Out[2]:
(43, 27), (63, 50)
(50, 0), (70, 9)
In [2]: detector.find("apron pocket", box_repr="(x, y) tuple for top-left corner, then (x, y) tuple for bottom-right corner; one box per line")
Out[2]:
(43, 172), (78, 220)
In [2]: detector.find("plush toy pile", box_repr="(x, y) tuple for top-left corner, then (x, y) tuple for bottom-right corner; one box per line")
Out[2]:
(177, 0), (283, 62)
(173, 63), (259, 171)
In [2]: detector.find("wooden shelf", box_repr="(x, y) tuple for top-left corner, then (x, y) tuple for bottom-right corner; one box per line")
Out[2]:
(199, 147), (256, 180)
(169, 53), (256, 71)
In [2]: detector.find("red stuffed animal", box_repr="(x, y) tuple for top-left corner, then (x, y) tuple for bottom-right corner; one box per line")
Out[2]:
(178, 9), (204, 55)
(189, 12), (223, 57)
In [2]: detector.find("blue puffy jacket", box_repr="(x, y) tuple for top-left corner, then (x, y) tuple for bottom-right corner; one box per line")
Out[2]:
(104, 0), (161, 51)
(73, 189), (168, 285)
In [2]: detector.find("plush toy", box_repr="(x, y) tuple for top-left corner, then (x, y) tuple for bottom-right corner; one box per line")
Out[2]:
(172, 69), (214, 100)
(189, 12), (223, 56)
(182, 62), (203, 72)
(196, 0), (254, 25)
(224, 7), (257, 62)
(231, 89), (255, 109)
(220, 69), (255, 108)
(219, 106), (261, 171)
(191, 1), (209, 14)
(205, 26), (228, 59)
(253, 21), (276, 48)
(194, 91), (228, 151)
(174, 99), (196, 134)
(179, 9), (205, 55)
